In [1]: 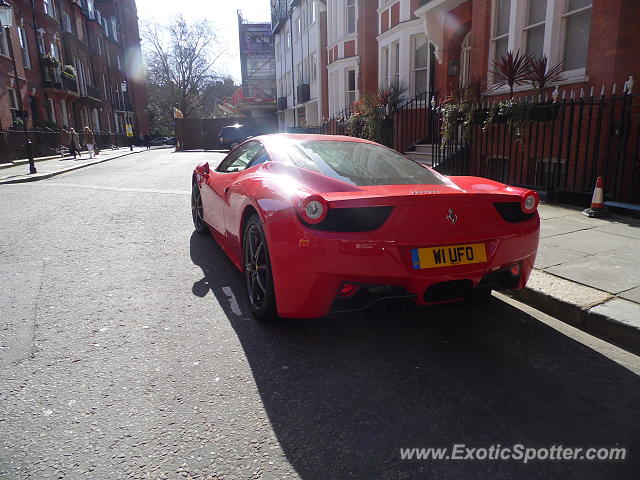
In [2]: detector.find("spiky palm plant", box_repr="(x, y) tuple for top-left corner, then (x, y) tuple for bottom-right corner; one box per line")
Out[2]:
(490, 50), (532, 99)
(526, 55), (564, 98)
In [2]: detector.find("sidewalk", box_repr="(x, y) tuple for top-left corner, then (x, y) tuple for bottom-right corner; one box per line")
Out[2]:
(0, 146), (167, 184)
(512, 203), (640, 354)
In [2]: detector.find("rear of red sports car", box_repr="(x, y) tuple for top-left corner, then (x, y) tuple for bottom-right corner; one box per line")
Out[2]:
(257, 136), (540, 319)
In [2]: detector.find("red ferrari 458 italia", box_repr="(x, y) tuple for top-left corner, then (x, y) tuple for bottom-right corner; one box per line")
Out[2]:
(192, 134), (540, 321)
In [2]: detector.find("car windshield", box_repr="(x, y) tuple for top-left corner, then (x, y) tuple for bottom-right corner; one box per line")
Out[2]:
(220, 126), (243, 136)
(283, 140), (447, 186)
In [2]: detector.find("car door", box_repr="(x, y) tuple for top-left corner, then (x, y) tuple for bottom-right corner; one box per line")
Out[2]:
(201, 142), (262, 236)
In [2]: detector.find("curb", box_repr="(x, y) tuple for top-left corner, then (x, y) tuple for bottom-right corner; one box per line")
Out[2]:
(510, 271), (640, 356)
(0, 150), (144, 185)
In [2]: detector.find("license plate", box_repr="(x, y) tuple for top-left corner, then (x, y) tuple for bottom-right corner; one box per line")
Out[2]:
(411, 243), (487, 269)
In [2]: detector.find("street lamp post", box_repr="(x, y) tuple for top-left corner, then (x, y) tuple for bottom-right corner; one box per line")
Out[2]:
(0, 0), (36, 174)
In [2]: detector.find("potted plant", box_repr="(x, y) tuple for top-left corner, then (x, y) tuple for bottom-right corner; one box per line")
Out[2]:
(490, 50), (531, 99)
(440, 100), (473, 145)
(62, 65), (76, 79)
(41, 53), (60, 68)
(483, 99), (534, 142)
(526, 55), (563, 121)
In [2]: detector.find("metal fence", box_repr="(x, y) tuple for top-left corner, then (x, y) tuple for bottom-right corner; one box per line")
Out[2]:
(311, 83), (639, 205)
(0, 130), (134, 163)
(458, 88), (640, 204)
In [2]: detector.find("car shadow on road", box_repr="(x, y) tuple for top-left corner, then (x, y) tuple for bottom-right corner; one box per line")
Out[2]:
(189, 231), (640, 479)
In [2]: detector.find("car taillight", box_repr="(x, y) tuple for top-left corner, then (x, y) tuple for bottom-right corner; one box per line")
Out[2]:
(521, 191), (539, 214)
(294, 193), (329, 225)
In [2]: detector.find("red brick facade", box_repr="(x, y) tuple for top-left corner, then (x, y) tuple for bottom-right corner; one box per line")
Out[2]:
(0, 0), (148, 139)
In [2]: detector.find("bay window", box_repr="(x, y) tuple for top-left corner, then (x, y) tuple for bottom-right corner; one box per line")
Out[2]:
(490, 0), (592, 83)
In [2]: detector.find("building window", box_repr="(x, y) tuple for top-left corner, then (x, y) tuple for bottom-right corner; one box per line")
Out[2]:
(46, 98), (56, 123)
(460, 32), (471, 88)
(7, 88), (19, 122)
(37, 30), (45, 54)
(62, 11), (72, 33)
(346, 0), (356, 35)
(524, 0), (546, 59)
(50, 41), (60, 61)
(43, 0), (52, 16)
(17, 27), (31, 69)
(0, 20), (10, 57)
(285, 29), (290, 49)
(111, 17), (118, 42)
(392, 41), (400, 85)
(413, 35), (429, 95)
(492, 0), (510, 62)
(61, 100), (69, 127)
(346, 68), (356, 105)
(310, 51), (317, 82)
(491, 0), (592, 84)
(563, 0), (592, 71)
(381, 46), (389, 88)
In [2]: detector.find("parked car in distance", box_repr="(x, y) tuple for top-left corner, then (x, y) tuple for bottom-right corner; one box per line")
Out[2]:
(150, 137), (168, 146)
(164, 137), (176, 145)
(218, 124), (258, 150)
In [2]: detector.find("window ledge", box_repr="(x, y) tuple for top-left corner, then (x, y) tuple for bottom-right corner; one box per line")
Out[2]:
(483, 74), (589, 97)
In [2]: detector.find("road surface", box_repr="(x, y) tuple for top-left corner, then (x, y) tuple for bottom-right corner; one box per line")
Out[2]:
(1, 149), (639, 479)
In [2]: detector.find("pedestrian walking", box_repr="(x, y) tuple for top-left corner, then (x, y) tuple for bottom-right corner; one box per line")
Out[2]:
(84, 126), (96, 159)
(144, 131), (151, 149)
(69, 128), (82, 159)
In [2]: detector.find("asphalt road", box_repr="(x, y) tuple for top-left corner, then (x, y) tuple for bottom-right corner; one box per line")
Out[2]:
(1, 149), (639, 480)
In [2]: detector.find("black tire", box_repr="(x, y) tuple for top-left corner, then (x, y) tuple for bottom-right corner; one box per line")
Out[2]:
(191, 181), (208, 235)
(243, 214), (278, 322)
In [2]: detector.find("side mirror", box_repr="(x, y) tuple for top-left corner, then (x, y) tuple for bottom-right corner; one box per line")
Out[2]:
(196, 162), (210, 177)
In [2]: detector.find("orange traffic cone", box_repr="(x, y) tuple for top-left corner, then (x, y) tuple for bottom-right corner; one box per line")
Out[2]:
(582, 176), (609, 217)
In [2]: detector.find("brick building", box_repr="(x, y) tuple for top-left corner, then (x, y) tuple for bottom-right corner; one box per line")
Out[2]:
(0, 0), (147, 140)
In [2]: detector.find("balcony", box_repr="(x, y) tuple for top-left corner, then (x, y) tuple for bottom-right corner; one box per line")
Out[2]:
(41, 65), (63, 90)
(277, 96), (287, 110)
(85, 85), (101, 100)
(296, 84), (310, 104)
(62, 76), (78, 93)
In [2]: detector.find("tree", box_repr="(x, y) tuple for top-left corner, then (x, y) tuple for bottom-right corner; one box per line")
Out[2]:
(142, 15), (230, 134)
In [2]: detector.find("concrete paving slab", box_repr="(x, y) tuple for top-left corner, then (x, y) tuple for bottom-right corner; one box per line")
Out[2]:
(537, 203), (580, 220)
(546, 252), (640, 294)
(619, 287), (640, 303)
(535, 243), (588, 269)
(539, 217), (589, 239)
(544, 229), (640, 255)
(594, 222), (640, 240)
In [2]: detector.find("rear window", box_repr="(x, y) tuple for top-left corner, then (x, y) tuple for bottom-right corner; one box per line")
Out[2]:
(283, 140), (447, 186)
(219, 126), (243, 136)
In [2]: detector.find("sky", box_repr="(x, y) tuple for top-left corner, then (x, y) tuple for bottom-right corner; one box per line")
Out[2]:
(135, 0), (272, 83)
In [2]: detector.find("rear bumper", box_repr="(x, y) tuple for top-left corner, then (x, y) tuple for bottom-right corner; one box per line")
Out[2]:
(266, 214), (539, 318)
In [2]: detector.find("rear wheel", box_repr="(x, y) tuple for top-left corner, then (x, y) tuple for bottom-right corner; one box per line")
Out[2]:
(243, 214), (278, 322)
(191, 181), (207, 234)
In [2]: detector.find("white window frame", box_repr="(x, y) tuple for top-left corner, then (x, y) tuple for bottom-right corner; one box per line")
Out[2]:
(381, 45), (389, 89)
(392, 41), (400, 86)
(61, 99), (69, 127)
(346, 0), (357, 35)
(37, 30), (45, 54)
(0, 21), (9, 57)
(46, 98), (56, 123)
(310, 51), (317, 82)
(460, 31), (471, 88)
(17, 27), (31, 69)
(489, 0), (592, 87)
(43, 0), (52, 16)
(522, 0), (546, 59)
(7, 87), (19, 122)
(346, 68), (357, 106)
(411, 34), (429, 97)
